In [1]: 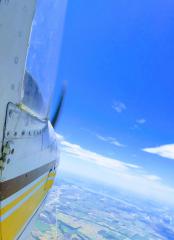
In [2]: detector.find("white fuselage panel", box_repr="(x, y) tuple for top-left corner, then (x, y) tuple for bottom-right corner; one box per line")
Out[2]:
(0, 0), (36, 145)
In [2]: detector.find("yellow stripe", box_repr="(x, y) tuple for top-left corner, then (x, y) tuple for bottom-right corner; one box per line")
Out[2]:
(1, 175), (47, 216)
(1, 178), (55, 240)
(49, 172), (56, 178)
(44, 179), (54, 191)
(1, 183), (46, 239)
(1, 172), (56, 216)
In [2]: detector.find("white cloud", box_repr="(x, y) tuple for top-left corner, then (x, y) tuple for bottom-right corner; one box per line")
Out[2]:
(143, 144), (174, 160)
(136, 118), (146, 124)
(60, 139), (137, 172)
(96, 135), (108, 141)
(112, 140), (125, 147)
(57, 134), (174, 205)
(144, 175), (161, 181)
(96, 135), (125, 147)
(112, 101), (126, 113)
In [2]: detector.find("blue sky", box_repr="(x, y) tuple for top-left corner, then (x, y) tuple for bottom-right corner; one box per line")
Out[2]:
(29, 0), (174, 204)
(52, 0), (174, 188)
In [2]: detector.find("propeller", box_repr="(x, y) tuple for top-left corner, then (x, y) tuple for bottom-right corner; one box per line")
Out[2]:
(51, 82), (66, 128)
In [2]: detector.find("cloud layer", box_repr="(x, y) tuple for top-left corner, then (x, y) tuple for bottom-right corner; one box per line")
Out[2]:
(57, 134), (174, 206)
(143, 143), (174, 160)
